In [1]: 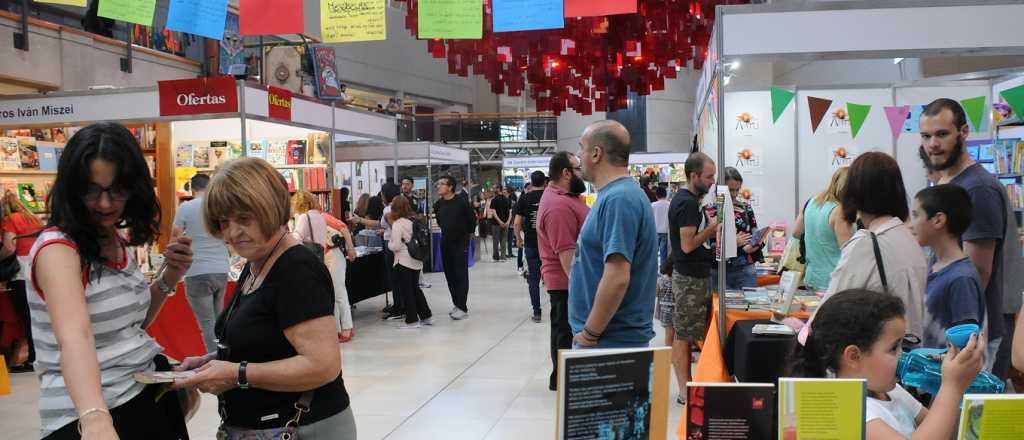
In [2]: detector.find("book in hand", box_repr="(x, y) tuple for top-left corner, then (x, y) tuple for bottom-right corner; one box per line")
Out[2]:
(751, 324), (796, 336)
(133, 370), (196, 384)
(557, 347), (672, 440)
(958, 394), (1024, 440)
(778, 378), (866, 440)
(686, 382), (774, 440)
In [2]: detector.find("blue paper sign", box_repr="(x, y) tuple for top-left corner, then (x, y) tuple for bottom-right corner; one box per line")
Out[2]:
(493, 0), (564, 33)
(166, 0), (229, 40)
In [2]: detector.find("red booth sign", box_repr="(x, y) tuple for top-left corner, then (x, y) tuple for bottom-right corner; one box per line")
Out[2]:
(268, 86), (292, 121)
(158, 76), (238, 116)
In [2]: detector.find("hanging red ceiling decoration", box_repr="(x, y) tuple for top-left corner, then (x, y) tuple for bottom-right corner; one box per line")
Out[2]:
(395, 0), (745, 115)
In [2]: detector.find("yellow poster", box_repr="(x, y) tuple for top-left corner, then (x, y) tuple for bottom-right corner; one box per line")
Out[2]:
(320, 0), (387, 43)
(36, 0), (88, 6)
(779, 378), (865, 440)
(175, 167), (197, 193)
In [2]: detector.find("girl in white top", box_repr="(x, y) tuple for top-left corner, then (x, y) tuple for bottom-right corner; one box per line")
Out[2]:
(387, 195), (432, 329)
(791, 290), (984, 440)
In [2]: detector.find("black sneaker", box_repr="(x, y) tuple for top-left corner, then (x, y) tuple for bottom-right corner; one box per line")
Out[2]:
(9, 364), (33, 373)
(532, 311), (542, 323)
(385, 312), (405, 321)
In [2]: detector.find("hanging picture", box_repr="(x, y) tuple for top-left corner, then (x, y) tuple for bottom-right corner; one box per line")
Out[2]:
(826, 107), (851, 135)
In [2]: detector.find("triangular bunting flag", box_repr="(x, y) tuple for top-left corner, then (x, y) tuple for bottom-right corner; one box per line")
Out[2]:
(847, 103), (872, 139)
(808, 96), (832, 134)
(884, 106), (910, 142)
(770, 87), (796, 123)
(1001, 84), (1024, 122)
(959, 96), (987, 130)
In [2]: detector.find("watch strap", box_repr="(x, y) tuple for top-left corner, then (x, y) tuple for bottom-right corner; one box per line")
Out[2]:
(237, 361), (249, 389)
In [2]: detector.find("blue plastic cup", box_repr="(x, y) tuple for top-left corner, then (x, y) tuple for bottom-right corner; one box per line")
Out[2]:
(946, 323), (979, 349)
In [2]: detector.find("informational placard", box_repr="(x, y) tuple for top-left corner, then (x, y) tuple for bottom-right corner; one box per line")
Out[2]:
(418, 0), (483, 40)
(779, 379), (866, 440)
(99, 0), (157, 26)
(321, 0), (387, 43)
(493, 0), (564, 33)
(564, 0), (636, 18)
(240, 0), (304, 36)
(267, 86), (293, 121)
(36, 0), (87, 6)
(166, 0), (229, 40)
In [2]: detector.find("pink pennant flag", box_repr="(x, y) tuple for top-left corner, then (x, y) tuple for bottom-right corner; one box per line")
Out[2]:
(884, 105), (910, 142)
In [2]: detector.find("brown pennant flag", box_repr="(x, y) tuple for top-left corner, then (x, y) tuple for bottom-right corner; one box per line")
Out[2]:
(808, 96), (833, 134)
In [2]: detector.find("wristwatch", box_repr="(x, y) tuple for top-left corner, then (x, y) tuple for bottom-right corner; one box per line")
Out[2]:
(237, 361), (249, 390)
(155, 275), (176, 295)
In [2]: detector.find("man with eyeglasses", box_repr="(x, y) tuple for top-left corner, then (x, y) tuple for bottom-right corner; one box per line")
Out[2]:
(536, 151), (590, 390)
(433, 175), (476, 320)
(172, 173), (229, 354)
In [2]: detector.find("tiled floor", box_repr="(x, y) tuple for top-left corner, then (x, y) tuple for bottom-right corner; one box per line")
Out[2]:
(2, 259), (686, 439)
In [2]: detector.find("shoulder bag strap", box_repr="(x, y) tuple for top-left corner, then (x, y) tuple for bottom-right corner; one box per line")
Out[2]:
(305, 213), (315, 243)
(870, 231), (889, 294)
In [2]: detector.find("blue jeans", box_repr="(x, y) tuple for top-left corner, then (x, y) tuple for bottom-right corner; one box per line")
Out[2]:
(525, 247), (542, 313)
(711, 260), (757, 291)
(657, 233), (669, 266)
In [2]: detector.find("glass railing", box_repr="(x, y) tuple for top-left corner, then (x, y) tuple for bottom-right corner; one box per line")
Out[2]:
(396, 113), (557, 144)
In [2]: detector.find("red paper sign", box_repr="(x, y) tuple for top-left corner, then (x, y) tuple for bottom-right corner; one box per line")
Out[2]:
(158, 76), (238, 117)
(239, 0), (304, 36)
(564, 0), (637, 18)
(268, 86), (292, 121)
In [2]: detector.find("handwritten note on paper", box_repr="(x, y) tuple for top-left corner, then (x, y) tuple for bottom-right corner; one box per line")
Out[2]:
(564, 0), (637, 18)
(321, 0), (387, 43)
(166, 0), (229, 40)
(493, 0), (564, 33)
(418, 0), (483, 40)
(36, 0), (87, 6)
(98, 0), (157, 26)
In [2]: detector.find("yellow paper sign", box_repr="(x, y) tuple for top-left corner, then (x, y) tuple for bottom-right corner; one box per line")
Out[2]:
(36, 0), (88, 6)
(320, 0), (387, 43)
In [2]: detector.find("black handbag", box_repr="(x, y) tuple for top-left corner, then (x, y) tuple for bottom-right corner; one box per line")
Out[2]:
(300, 214), (324, 263)
(0, 253), (20, 282)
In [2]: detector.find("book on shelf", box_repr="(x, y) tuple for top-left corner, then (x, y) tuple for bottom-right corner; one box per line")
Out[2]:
(228, 141), (243, 159)
(192, 143), (210, 168)
(175, 143), (194, 167)
(247, 140), (268, 160)
(0, 138), (21, 170)
(17, 183), (42, 212)
(308, 133), (330, 164)
(1, 179), (17, 195)
(557, 347), (671, 440)
(267, 141), (287, 166)
(17, 137), (39, 170)
(287, 140), (307, 165)
(686, 382), (774, 440)
(209, 142), (229, 169)
(778, 378), (866, 440)
(958, 394), (1024, 440)
(37, 142), (61, 172)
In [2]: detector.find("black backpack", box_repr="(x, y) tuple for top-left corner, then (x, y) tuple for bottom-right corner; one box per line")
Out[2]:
(405, 218), (431, 261)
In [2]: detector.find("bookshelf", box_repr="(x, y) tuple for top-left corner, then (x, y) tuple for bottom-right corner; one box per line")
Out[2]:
(991, 116), (1024, 256)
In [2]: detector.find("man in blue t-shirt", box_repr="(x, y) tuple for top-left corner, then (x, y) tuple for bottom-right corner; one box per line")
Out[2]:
(569, 120), (658, 348)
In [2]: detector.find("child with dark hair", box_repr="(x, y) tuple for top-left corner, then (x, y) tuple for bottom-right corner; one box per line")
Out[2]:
(790, 289), (984, 439)
(909, 184), (986, 349)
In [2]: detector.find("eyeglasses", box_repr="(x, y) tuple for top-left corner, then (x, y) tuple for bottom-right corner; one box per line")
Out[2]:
(84, 184), (130, 202)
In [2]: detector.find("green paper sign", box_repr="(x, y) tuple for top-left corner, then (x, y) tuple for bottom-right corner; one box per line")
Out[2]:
(960, 96), (987, 130)
(848, 103), (872, 139)
(419, 0), (483, 39)
(1001, 84), (1024, 123)
(99, 0), (157, 26)
(770, 87), (796, 123)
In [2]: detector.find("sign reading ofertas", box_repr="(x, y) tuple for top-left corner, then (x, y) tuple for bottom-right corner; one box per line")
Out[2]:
(158, 76), (239, 117)
(268, 86), (293, 121)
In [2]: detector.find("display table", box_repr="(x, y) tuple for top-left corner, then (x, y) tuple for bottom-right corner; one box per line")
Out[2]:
(430, 233), (476, 273)
(692, 294), (810, 382)
(346, 251), (391, 304)
(147, 281), (236, 362)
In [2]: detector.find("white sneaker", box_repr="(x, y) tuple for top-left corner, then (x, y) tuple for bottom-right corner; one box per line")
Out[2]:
(450, 309), (469, 320)
(422, 317), (435, 326)
(398, 322), (422, 329)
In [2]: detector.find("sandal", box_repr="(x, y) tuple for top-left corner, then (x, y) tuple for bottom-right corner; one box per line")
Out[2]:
(338, 329), (355, 343)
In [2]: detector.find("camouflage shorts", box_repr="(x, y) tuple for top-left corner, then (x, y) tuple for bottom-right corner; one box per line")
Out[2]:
(671, 273), (712, 341)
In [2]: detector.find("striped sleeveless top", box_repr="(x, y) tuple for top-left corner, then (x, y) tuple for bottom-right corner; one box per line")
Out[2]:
(28, 228), (162, 437)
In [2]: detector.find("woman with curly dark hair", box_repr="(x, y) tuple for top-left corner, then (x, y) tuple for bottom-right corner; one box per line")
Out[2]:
(29, 122), (194, 439)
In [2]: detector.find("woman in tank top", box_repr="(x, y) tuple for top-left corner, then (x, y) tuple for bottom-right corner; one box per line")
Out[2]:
(793, 167), (853, 292)
(29, 123), (194, 439)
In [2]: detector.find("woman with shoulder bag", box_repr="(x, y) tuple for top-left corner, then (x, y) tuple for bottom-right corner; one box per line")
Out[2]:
(174, 158), (355, 440)
(388, 195), (432, 329)
(324, 211), (357, 343)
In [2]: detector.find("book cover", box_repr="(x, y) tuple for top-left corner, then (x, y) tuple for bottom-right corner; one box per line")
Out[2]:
(37, 141), (60, 171)
(209, 141), (229, 169)
(557, 347), (672, 440)
(686, 382), (774, 440)
(0, 138), (20, 171)
(778, 378), (866, 440)
(267, 141), (287, 166)
(287, 140), (307, 165)
(247, 140), (268, 160)
(50, 128), (68, 143)
(31, 128), (52, 141)
(17, 137), (39, 169)
(228, 141), (243, 159)
(959, 394), (1024, 440)
(176, 144), (194, 167)
(192, 143), (210, 168)
(17, 183), (41, 212)
(309, 45), (342, 100)
(308, 133), (330, 164)
(279, 169), (296, 192)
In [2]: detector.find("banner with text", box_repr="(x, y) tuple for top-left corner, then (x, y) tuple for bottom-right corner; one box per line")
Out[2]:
(166, 0), (229, 40)
(240, 0), (304, 36)
(158, 76), (238, 117)
(268, 86), (293, 121)
(418, 0), (483, 39)
(321, 0), (387, 43)
(99, 0), (157, 26)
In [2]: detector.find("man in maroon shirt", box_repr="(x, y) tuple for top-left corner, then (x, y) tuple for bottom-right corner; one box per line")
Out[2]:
(537, 151), (590, 391)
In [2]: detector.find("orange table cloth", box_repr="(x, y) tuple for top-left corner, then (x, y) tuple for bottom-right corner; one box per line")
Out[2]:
(147, 281), (236, 362)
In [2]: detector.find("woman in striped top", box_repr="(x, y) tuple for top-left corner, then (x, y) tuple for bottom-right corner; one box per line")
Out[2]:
(29, 123), (194, 439)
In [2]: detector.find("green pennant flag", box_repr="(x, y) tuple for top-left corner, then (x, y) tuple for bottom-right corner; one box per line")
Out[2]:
(959, 96), (987, 130)
(847, 103), (872, 139)
(1002, 84), (1024, 123)
(770, 87), (796, 123)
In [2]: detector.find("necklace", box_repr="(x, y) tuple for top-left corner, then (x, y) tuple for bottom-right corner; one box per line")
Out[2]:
(242, 230), (288, 295)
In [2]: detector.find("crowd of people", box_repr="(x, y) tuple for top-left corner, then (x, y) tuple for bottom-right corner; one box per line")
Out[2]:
(5, 97), (1024, 439)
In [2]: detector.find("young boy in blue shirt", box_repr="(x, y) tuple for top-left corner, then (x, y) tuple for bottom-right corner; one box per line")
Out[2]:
(909, 184), (986, 349)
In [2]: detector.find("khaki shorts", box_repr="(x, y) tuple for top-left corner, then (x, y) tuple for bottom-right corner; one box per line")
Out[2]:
(672, 273), (712, 341)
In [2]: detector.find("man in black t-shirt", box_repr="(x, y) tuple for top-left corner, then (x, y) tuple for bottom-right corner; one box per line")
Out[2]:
(515, 171), (547, 322)
(401, 176), (423, 214)
(667, 152), (720, 404)
(490, 186), (513, 261)
(434, 175), (477, 319)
